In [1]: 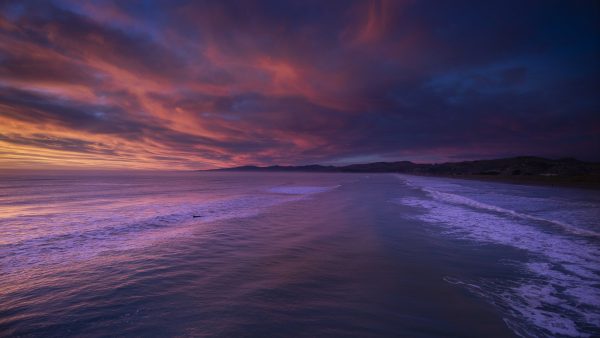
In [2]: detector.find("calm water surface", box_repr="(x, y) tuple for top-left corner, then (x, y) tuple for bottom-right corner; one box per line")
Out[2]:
(0, 172), (599, 337)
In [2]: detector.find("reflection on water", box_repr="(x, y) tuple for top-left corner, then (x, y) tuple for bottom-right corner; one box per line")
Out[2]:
(0, 172), (598, 337)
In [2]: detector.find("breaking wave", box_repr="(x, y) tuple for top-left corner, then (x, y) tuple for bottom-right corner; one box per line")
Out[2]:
(395, 176), (600, 337)
(424, 188), (600, 239)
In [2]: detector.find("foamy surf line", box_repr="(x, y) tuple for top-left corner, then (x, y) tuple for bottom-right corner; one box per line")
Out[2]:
(442, 275), (592, 338)
(394, 193), (600, 336)
(425, 189), (600, 239)
(0, 194), (305, 274)
(397, 175), (600, 239)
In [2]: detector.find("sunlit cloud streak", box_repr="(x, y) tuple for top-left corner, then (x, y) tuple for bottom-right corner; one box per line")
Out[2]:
(0, 0), (598, 169)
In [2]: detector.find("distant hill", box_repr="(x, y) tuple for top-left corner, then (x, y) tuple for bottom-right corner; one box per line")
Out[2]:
(207, 157), (600, 187)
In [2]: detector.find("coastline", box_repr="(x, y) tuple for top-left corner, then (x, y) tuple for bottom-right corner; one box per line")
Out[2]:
(405, 173), (600, 190)
(206, 170), (600, 190)
(206, 156), (600, 190)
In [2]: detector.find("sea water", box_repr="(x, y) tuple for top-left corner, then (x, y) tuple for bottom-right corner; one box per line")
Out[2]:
(0, 171), (598, 337)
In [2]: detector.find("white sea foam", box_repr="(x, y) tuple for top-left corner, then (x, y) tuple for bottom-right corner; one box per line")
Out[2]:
(398, 174), (600, 238)
(505, 292), (581, 337)
(395, 176), (600, 337)
(0, 194), (303, 274)
(423, 188), (600, 238)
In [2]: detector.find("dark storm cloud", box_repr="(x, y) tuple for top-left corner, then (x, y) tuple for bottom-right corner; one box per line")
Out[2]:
(0, 87), (147, 136)
(0, 0), (598, 168)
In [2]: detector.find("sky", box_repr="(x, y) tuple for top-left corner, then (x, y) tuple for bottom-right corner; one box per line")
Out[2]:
(0, 0), (599, 170)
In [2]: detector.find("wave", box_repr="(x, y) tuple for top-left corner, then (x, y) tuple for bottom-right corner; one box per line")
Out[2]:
(0, 194), (303, 274)
(443, 276), (587, 338)
(426, 189), (600, 238)
(398, 175), (600, 239)
(1, 183), (340, 273)
(396, 176), (600, 337)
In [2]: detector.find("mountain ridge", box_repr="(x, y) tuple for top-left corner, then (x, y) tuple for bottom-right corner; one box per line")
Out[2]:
(205, 156), (600, 187)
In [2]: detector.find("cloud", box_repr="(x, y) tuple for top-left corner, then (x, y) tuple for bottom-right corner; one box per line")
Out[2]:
(0, 0), (598, 169)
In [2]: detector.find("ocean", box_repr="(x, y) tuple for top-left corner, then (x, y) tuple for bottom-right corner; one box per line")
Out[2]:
(0, 171), (598, 337)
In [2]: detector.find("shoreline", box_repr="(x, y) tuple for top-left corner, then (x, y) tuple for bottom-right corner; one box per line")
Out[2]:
(406, 173), (600, 190)
(205, 156), (600, 190)
(206, 169), (600, 190)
